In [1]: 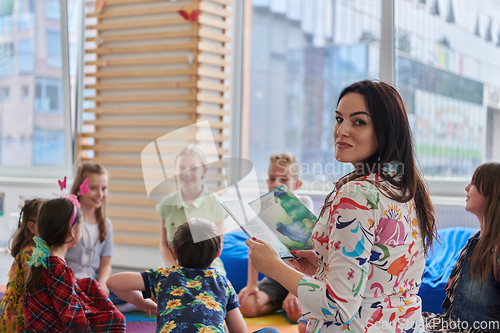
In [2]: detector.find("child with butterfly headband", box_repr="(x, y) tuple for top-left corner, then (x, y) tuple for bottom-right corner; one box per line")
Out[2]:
(23, 191), (125, 332)
(0, 198), (42, 333)
(65, 162), (117, 300)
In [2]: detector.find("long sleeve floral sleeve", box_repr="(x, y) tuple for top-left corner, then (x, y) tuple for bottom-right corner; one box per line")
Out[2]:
(297, 174), (425, 333)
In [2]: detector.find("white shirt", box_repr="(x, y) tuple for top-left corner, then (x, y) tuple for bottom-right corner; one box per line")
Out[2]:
(73, 221), (99, 280)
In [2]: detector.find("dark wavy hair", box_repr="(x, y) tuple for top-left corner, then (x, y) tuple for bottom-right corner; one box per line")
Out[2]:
(172, 218), (221, 268)
(468, 162), (500, 282)
(25, 198), (82, 294)
(319, 80), (437, 255)
(10, 198), (43, 258)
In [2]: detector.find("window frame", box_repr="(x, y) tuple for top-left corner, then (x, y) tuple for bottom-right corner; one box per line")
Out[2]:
(0, 0), (75, 179)
(233, 0), (472, 198)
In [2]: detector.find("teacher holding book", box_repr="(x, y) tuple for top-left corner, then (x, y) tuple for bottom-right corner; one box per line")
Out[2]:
(246, 80), (437, 333)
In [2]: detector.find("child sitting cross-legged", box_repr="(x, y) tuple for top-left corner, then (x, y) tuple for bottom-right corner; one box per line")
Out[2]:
(24, 197), (125, 332)
(107, 218), (247, 333)
(0, 199), (43, 333)
(239, 152), (314, 330)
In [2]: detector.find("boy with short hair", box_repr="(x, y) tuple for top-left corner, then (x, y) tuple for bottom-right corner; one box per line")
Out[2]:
(238, 152), (314, 325)
(107, 218), (247, 333)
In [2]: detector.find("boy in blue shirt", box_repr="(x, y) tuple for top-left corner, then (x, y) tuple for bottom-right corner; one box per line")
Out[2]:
(238, 152), (314, 329)
(107, 218), (246, 333)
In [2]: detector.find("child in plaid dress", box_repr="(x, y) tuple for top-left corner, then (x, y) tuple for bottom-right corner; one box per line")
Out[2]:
(0, 199), (42, 333)
(24, 197), (125, 333)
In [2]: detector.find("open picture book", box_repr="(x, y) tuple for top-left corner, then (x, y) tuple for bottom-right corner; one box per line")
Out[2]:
(220, 185), (317, 260)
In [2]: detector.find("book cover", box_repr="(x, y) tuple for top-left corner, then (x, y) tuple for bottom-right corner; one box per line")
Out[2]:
(220, 185), (317, 259)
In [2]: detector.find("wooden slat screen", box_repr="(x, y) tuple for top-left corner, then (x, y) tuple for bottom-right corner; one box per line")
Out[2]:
(79, 0), (232, 246)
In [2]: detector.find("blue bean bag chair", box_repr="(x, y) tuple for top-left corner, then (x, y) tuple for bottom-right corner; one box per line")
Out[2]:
(221, 231), (264, 293)
(222, 227), (479, 313)
(418, 227), (478, 313)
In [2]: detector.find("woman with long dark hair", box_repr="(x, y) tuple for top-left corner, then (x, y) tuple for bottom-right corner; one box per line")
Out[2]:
(246, 80), (437, 332)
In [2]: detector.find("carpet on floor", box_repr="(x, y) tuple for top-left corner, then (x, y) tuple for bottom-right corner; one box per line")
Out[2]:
(0, 288), (298, 333)
(122, 311), (298, 333)
(124, 311), (156, 332)
(245, 312), (298, 333)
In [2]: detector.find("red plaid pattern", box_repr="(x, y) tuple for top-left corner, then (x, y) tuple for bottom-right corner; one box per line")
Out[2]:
(24, 257), (125, 333)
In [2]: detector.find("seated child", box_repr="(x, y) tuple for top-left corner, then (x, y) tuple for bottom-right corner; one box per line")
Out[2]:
(424, 162), (500, 332)
(66, 162), (114, 293)
(107, 218), (247, 333)
(156, 145), (228, 275)
(0, 199), (42, 333)
(238, 152), (314, 327)
(65, 162), (129, 308)
(24, 197), (125, 332)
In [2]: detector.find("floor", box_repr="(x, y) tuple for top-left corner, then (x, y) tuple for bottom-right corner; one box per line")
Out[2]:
(0, 250), (299, 333)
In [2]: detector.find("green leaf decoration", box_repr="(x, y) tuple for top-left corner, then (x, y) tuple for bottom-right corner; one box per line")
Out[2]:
(351, 267), (367, 297)
(299, 278), (321, 292)
(193, 324), (207, 329)
(373, 243), (390, 262)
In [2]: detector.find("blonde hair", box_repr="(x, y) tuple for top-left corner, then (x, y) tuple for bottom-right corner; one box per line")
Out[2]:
(71, 162), (108, 242)
(175, 145), (208, 166)
(269, 152), (301, 179)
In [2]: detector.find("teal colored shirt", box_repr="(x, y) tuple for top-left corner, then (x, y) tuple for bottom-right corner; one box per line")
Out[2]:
(155, 187), (228, 274)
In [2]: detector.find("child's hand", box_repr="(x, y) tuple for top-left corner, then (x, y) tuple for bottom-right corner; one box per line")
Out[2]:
(282, 292), (302, 323)
(100, 284), (110, 296)
(237, 285), (260, 306)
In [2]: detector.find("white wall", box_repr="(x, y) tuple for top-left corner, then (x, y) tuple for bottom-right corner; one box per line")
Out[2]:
(0, 178), (59, 249)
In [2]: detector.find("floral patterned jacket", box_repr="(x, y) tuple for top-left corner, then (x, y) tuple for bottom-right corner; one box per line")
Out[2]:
(141, 265), (239, 333)
(298, 172), (426, 333)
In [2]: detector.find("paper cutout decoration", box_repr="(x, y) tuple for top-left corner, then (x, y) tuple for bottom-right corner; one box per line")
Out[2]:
(95, 0), (104, 14)
(80, 178), (89, 195)
(178, 9), (199, 22)
(58, 177), (67, 191)
(96, 36), (104, 46)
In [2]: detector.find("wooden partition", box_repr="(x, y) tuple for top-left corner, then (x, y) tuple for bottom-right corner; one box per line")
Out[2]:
(78, 0), (232, 247)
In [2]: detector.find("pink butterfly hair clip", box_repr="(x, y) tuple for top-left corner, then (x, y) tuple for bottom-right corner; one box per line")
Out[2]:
(56, 177), (88, 225)
(80, 178), (89, 195)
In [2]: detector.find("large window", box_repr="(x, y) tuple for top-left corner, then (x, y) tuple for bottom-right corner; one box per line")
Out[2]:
(46, 29), (63, 68)
(245, 0), (382, 187)
(395, 0), (500, 180)
(0, 0), (13, 34)
(0, 43), (14, 78)
(18, 38), (34, 74)
(18, 0), (35, 31)
(243, 0), (500, 189)
(34, 77), (62, 113)
(0, 0), (77, 177)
